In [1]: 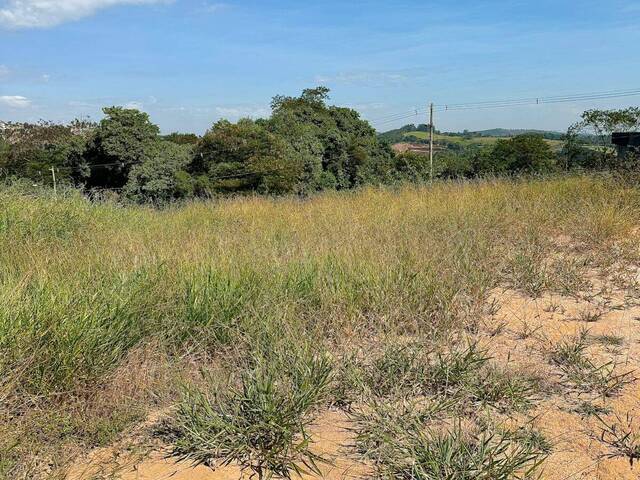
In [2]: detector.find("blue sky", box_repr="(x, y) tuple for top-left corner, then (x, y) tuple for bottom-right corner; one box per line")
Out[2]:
(1, 0), (639, 134)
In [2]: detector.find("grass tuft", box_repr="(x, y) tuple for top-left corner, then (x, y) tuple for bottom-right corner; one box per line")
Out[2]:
(167, 355), (332, 480)
(550, 329), (635, 397)
(596, 413), (640, 466)
(354, 410), (546, 480)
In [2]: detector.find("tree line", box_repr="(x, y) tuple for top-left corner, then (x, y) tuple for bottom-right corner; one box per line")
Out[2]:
(1, 88), (638, 204)
(1, 87), (403, 203)
(390, 107), (640, 180)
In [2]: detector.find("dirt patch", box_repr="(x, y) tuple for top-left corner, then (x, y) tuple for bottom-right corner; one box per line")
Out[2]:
(480, 272), (640, 480)
(67, 410), (369, 480)
(68, 256), (640, 480)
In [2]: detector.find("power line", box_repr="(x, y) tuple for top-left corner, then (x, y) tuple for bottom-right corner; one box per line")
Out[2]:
(88, 162), (125, 168)
(370, 109), (425, 123)
(374, 111), (427, 126)
(435, 88), (640, 112)
(369, 87), (640, 127)
(543, 90), (640, 104)
(440, 87), (640, 108)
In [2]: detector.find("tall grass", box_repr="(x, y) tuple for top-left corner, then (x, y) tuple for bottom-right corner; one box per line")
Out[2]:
(2, 176), (639, 395)
(1, 175), (639, 476)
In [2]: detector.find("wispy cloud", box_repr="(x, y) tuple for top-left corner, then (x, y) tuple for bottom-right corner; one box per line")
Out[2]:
(346, 102), (387, 112)
(0, 65), (54, 83)
(314, 71), (408, 87)
(201, 2), (230, 14)
(0, 65), (10, 80)
(215, 105), (270, 119)
(124, 100), (144, 110)
(68, 100), (100, 108)
(0, 95), (31, 108)
(0, 0), (172, 29)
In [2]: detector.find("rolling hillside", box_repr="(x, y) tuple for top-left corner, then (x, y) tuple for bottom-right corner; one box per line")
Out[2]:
(392, 130), (565, 150)
(378, 124), (568, 148)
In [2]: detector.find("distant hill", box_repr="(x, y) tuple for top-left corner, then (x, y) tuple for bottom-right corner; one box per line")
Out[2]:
(376, 124), (611, 152)
(378, 124), (566, 144)
(458, 128), (565, 139)
(377, 124), (569, 151)
(377, 124), (428, 144)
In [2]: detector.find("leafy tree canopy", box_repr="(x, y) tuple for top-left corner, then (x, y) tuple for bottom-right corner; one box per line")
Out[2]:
(485, 134), (556, 174)
(83, 107), (160, 189)
(192, 119), (301, 194)
(123, 141), (194, 204)
(565, 107), (640, 171)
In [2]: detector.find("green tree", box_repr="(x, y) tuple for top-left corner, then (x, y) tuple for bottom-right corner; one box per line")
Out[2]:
(82, 107), (160, 189)
(123, 141), (194, 204)
(0, 121), (91, 185)
(434, 148), (477, 179)
(266, 110), (327, 193)
(394, 151), (430, 181)
(163, 132), (200, 145)
(192, 119), (301, 194)
(481, 134), (556, 174)
(565, 107), (640, 171)
(268, 87), (394, 190)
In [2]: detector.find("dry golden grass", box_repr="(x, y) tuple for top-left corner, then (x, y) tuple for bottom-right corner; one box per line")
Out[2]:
(1, 175), (640, 479)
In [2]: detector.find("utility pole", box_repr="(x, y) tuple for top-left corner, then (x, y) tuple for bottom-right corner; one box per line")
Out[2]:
(50, 166), (57, 197)
(429, 102), (434, 182)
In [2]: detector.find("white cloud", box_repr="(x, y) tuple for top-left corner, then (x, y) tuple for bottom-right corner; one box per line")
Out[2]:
(0, 95), (31, 108)
(202, 2), (229, 13)
(0, 0), (171, 29)
(314, 71), (408, 86)
(124, 100), (144, 110)
(68, 100), (99, 107)
(215, 105), (270, 119)
(0, 65), (10, 79)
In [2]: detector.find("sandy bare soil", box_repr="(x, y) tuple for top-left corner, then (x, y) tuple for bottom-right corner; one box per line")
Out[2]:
(67, 409), (368, 480)
(67, 265), (640, 480)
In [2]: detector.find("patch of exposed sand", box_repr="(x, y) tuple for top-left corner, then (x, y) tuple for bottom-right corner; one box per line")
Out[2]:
(69, 261), (640, 480)
(67, 410), (370, 480)
(481, 275), (640, 480)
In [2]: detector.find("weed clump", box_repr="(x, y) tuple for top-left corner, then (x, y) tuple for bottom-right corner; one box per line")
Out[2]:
(168, 355), (332, 480)
(593, 334), (624, 347)
(504, 425), (553, 455)
(550, 330), (635, 397)
(426, 342), (491, 395)
(334, 341), (488, 401)
(354, 407), (546, 480)
(467, 367), (539, 413)
(335, 340), (538, 414)
(596, 413), (640, 466)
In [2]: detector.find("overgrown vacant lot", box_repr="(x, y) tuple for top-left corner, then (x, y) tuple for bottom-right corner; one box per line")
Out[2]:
(2, 176), (640, 479)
